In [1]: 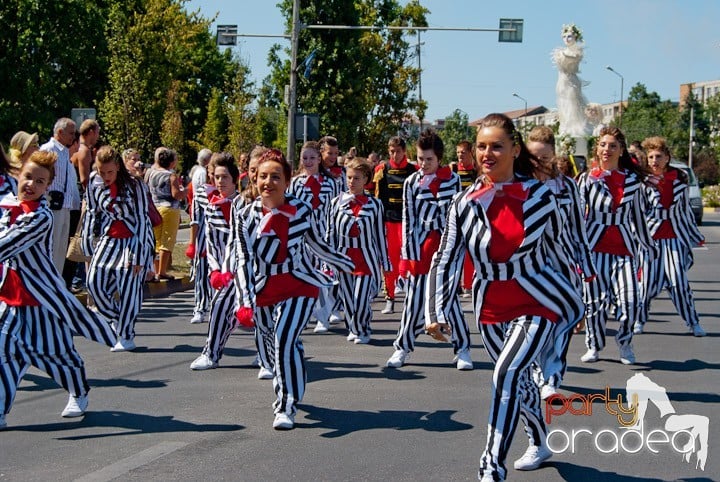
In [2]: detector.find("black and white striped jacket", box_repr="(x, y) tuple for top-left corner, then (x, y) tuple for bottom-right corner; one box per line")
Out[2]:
(402, 170), (461, 261)
(233, 195), (354, 308)
(205, 191), (238, 273)
(427, 178), (584, 327)
(577, 169), (656, 257)
(326, 192), (391, 282)
(288, 174), (339, 237)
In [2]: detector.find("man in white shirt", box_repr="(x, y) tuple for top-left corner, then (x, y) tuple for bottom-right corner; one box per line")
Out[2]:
(40, 117), (80, 273)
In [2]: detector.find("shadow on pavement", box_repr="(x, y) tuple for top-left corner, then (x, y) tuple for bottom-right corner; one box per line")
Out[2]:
(9, 410), (243, 440)
(549, 461), (714, 481)
(306, 360), (425, 382)
(299, 405), (472, 438)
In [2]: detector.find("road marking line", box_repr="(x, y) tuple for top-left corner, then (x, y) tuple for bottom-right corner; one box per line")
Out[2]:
(76, 441), (188, 482)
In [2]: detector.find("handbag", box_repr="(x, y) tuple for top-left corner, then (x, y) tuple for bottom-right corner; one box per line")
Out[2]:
(66, 209), (91, 263)
(148, 194), (163, 227)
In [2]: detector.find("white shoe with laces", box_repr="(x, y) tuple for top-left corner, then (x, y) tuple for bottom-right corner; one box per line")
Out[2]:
(190, 354), (218, 370)
(313, 319), (330, 333)
(110, 338), (136, 352)
(633, 323), (644, 334)
(257, 366), (274, 380)
(540, 384), (558, 400)
(619, 344), (636, 365)
(354, 335), (371, 344)
(329, 311), (344, 324)
(454, 349), (473, 370)
(273, 413), (295, 430)
(691, 324), (707, 337)
(386, 349), (409, 368)
(513, 444), (552, 470)
(380, 299), (394, 314)
(580, 348), (599, 363)
(61, 394), (88, 418)
(190, 312), (206, 324)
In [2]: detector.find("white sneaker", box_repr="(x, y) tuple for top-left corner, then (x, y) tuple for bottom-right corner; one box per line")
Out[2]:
(580, 348), (599, 363)
(0, 413), (6, 429)
(619, 344), (636, 365)
(478, 475), (496, 482)
(273, 412), (295, 430)
(380, 299), (394, 314)
(354, 335), (371, 344)
(61, 394), (88, 418)
(633, 323), (644, 334)
(691, 324), (707, 337)
(110, 338), (136, 352)
(540, 384), (558, 400)
(513, 444), (552, 470)
(386, 349), (409, 368)
(329, 311), (344, 324)
(190, 312), (206, 324)
(346, 332), (358, 342)
(454, 349), (473, 370)
(190, 354), (218, 370)
(313, 319), (330, 333)
(258, 366), (274, 380)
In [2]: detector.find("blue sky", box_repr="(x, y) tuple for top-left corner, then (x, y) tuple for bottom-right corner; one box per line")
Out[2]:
(186, 0), (720, 123)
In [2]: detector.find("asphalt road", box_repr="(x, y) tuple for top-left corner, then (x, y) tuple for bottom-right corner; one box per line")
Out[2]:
(2, 214), (719, 482)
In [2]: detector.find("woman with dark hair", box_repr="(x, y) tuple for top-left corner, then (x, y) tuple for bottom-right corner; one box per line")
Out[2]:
(189, 153), (243, 370)
(634, 136), (706, 337)
(426, 114), (583, 481)
(83, 146), (154, 352)
(577, 126), (656, 365)
(232, 149), (353, 430)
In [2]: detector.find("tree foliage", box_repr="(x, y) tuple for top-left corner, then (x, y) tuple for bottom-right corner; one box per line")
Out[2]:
(263, 0), (428, 161)
(439, 109), (474, 163)
(620, 83), (678, 147)
(0, 0), (109, 141)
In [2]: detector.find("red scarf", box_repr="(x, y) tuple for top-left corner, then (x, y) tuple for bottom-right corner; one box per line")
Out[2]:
(8, 200), (40, 224)
(389, 156), (409, 170)
(426, 166), (452, 197)
(209, 192), (234, 223)
(348, 194), (368, 237)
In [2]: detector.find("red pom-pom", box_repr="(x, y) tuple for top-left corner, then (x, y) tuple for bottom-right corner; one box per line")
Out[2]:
(236, 306), (255, 328)
(185, 244), (196, 259)
(220, 271), (234, 286)
(209, 270), (225, 290)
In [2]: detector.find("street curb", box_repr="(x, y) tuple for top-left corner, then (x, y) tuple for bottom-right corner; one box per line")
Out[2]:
(74, 276), (193, 305)
(703, 207), (720, 213)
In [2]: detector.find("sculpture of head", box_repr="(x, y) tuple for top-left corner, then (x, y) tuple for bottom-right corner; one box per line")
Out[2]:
(561, 23), (583, 45)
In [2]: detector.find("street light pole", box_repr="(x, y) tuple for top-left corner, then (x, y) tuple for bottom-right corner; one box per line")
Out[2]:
(606, 65), (624, 127)
(286, 0), (301, 165)
(512, 92), (527, 128)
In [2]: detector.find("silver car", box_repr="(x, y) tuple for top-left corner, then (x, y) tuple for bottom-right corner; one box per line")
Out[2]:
(670, 161), (703, 226)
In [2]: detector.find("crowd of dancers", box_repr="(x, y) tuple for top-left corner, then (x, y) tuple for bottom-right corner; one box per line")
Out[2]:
(0, 114), (707, 481)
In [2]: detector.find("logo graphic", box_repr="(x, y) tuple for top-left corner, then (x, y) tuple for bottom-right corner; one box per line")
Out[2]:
(545, 373), (709, 471)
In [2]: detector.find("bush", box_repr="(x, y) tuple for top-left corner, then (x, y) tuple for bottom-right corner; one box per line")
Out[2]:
(702, 185), (720, 208)
(692, 151), (719, 186)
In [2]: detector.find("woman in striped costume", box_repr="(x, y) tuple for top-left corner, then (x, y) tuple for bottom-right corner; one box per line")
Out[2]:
(634, 136), (706, 337)
(427, 114), (584, 481)
(288, 141), (340, 333)
(189, 153), (242, 371)
(233, 149), (353, 430)
(83, 146), (154, 352)
(386, 129), (472, 371)
(1, 151), (115, 428)
(577, 126), (656, 365)
(186, 162), (215, 325)
(327, 158), (390, 344)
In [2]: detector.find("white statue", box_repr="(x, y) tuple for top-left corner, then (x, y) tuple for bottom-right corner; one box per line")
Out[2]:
(553, 24), (590, 137)
(585, 102), (605, 136)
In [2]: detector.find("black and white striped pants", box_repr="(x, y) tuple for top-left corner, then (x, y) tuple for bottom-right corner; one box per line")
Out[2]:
(394, 273), (471, 353)
(338, 273), (378, 338)
(256, 296), (315, 416)
(201, 285), (237, 362)
(478, 315), (554, 482)
(0, 304), (89, 415)
(583, 252), (637, 350)
(638, 238), (699, 328)
(87, 237), (145, 341)
(192, 256), (211, 316)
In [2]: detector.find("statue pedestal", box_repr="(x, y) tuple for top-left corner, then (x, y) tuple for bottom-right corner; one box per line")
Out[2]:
(573, 136), (588, 157)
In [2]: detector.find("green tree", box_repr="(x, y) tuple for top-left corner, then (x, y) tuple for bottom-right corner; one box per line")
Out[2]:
(197, 87), (229, 153)
(439, 109), (474, 163)
(620, 83), (678, 147)
(100, 0), (240, 169)
(225, 61), (259, 156)
(0, 0), (109, 140)
(262, 0), (428, 161)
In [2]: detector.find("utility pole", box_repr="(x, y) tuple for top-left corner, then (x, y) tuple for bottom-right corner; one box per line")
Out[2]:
(286, 0), (301, 164)
(689, 105), (695, 169)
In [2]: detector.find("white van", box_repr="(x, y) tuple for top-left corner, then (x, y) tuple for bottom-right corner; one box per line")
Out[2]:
(670, 161), (703, 225)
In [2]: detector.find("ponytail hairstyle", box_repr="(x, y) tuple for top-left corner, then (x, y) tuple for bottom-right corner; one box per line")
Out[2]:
(475, 113), (539, 178)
